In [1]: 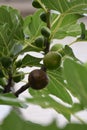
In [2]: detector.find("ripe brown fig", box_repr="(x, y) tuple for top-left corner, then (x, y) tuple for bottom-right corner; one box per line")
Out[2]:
(28, 69), (49, 90)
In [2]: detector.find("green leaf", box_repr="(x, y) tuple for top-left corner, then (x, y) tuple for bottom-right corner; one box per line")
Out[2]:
(47, 68), (72, 105)
(51, 14), (81, 39)
(1, 5), (24, 40)
(70, 103), (84, 113)
(41, 0), (87, 14)
(1, 110), (59, 130)
(27, 95), (70, 121)
(0, 23), (9, 48)
(29, 87), (49, 97)
(29, 87), (71, 120)
(80, 22), (86, 39)
(63, 45), (76, 59)
(0, 7), (12, 27)
(63, 124), (87, 130)
(22, 54), (42, 67)
(41, 1), (85, 39)
(0, 6), (24, 56)
(1, 110), (87, 130)
(54, 23), (81, 39)
(63, 58), (87, 107)
(29, 87), (85, 120)
(63, 45), (82, 63)
(26, 9), (45, 42)
(23, 15), (32, 36)
(21, 43), (43, 53)
(0, 93), (27, 108)
(77, 22), (87, 41)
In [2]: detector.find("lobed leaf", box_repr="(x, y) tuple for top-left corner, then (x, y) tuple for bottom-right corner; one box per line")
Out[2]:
(63, 58), (87, 107)
(41, 0), (87, 15)
(25, 9), (45, 43)
(0, 110), (58, 130)
(27, 94), (70, 121)
(47, 68), (72, 105)
(22, 54), (42, 67)
(51, 13), (82, 39)
(0, 93), (27, 108)
(1, 110), (87, 130)
(0, 6), (24, 56)
(63, 45), (77, 60)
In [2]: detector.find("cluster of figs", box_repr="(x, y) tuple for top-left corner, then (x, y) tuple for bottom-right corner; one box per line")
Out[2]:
(28, 0), (64, 90)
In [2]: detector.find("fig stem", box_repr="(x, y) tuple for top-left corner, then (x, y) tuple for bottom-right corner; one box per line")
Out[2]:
(14, 83), (30, 97)
(47, 10), (51, 29)
(44, 10), (51, 54)
(3, 72), (13, 93)
(41, 65), (47, 72)
(37, 0), (47, 12)
(42, 10), (51, 70)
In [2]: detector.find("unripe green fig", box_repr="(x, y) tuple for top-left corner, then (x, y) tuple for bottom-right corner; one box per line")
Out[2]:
(34, 36), (44, 48)
(43, 52), (62, 70)
(32, 0), (41, 8)
(40, 12), (47, 22)
(0, 56), (12, 68)
(51, 44), (63, 51)
(13, 72), (24, 83)
(28, 69), (49, 90)
(51, 44), (64, 56)
(41, 26), (51, 38)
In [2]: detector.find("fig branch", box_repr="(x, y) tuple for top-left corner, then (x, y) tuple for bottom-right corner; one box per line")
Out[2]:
(14, 83), (30, 97)
(3, 72), (13, 93)
(44, 10), (51, 54)
(37, 0), (47, 12)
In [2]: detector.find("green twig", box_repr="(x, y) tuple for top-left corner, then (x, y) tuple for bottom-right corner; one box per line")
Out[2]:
(50, 14), (65, 40)
(51, 14), (61, 27)
(37, 0), (47, 12)
(14, 83), (30, 97)
(69, 39), (87, 46)
(44, 10), (51, 54)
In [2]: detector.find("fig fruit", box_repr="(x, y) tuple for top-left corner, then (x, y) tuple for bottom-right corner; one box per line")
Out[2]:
(13, 72), (24, 83)
(40, 12), (47, 22)
(28, 69), (49, 90)
(43, 51), (62, 70)
(51, 44), (63, 51)
(51, 44), (64, 56)
(32, 0), (41, 8)
(41, 26), (51, 38)
(34, 36), (44, 48)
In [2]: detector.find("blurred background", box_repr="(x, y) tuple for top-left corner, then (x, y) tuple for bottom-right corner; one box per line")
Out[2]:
(0, 0), (36, 16)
